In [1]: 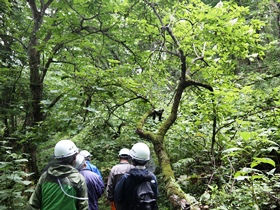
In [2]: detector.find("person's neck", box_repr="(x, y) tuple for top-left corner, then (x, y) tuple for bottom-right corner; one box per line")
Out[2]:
(135, 165), (146, 169)
(119, 160), (129, 163)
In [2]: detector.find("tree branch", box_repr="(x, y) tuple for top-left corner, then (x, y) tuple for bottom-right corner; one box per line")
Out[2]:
(247, 73), (280, 86)
(0, 34), (27, 50)
(41, 43), (64, 83)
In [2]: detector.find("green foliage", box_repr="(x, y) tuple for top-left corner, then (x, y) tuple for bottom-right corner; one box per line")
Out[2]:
(207, 173), (280, 209)
(0, 141), (33, 210)
(1, 0), (280, 209)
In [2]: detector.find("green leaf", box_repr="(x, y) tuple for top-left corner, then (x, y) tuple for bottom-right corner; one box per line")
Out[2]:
(252, 174), (264, 180)
(235, 176), (251, 181)
(240, 132), (251, 140)
(0, 162), (8, 168)
(83, 107), (97, 112)
(222, 148), (243, 153)
(107, 59), (120, 64)
(17, 180), (32, 185)
(234, 167), (262, 179)
(266, 168), (276, 175)
(200, 191), (211, 202)
(253, 204), (260, 210)
(14, 159), (28, 163)
(24, 188), (35, 193)
(250, 157), (275, 168)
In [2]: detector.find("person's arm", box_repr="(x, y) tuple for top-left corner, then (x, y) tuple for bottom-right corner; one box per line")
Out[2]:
(27, 175), (43, 210)
(150, 173), (159, 198)
(106, 169), (115, 201)
(76, 174), (89, 210)
(96, 176), (105, 199)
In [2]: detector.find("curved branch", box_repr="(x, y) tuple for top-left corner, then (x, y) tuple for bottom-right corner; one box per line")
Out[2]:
(136, 110), (156, 141)
(182, 80), (213, 92)
(159, 80), (214, 136)
(111, 95), (152, 113)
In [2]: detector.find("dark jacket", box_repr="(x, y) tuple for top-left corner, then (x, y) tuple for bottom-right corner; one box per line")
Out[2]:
(27, 164), (88, 210)
(114, 167), (158, 210)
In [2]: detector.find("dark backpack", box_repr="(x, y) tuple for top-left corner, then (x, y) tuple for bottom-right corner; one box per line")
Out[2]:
(134, 180), (158, 210)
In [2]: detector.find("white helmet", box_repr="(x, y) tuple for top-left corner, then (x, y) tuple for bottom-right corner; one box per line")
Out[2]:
(74, 154), (85, 170)
(54, 140), (79, 159)
(80, 150), (91, 158)
(130, 142), (150, 161)
(119, 148), (130, 157)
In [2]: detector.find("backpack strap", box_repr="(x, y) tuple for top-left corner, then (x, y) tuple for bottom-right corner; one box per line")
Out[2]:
(57, 177), (88, 200)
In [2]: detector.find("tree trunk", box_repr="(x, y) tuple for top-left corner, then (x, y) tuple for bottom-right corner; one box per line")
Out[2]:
(24, 0), (46, 178)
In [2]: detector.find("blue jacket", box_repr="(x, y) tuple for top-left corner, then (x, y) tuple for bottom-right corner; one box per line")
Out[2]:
(114, 168), (158, 210)
(85, 160), (103, 181)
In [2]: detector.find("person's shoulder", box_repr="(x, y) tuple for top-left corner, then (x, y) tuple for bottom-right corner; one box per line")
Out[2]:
(146, 170), (156, 177)
(81, 169), (100, 178)
(67, 170), (86, 184)
(147, 170), (155, 175)
(41, 170), (48, 177)
(148, 171), (157, 183)
(111, 164), (119, 169)
(83, 170), (104, 183)
(122, 172), (131, 179)
(78, 172), (86, 180)
(111, 163), (130, 170)
(87, 162), (98, 169)
(38, 171), (48, 182)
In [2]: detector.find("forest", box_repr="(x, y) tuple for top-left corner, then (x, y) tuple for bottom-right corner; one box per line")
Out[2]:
(0, 0), (280, 209)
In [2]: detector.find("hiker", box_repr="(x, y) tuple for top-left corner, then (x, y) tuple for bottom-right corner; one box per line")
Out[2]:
(106, 148), (135, 210)
(114, 142), (158, 210)
(75, 153), (105, 210)
(27, 139), (88, 210)
(80, 150), (103, 180)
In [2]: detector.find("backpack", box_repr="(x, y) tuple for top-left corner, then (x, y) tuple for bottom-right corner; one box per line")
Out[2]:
(134, 179), (158, 210)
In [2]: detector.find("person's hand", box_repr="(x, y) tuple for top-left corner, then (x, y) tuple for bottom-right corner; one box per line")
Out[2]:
(110, 202), (116, 210)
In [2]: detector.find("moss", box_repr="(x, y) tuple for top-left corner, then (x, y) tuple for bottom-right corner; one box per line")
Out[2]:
(136, 95), (200, 209)
(155, 141), (200, 209)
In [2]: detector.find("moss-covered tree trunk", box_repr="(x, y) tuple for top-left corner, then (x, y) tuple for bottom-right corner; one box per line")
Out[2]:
(136, 78), (212, 209)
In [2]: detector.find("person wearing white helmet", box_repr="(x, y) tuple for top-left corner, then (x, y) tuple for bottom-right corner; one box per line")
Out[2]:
(80, 150), (103, 181)
(114, 142), (158, 210)
(106, 148), (135, 210)
(27, 140), (88, 210)
(74, 154), (104, 210)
